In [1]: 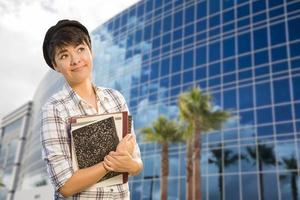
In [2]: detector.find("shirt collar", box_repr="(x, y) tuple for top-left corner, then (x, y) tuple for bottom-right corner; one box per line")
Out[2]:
(63, 82), (110, 106)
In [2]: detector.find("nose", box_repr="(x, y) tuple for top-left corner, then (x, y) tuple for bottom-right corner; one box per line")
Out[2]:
(70, 53), (81, 66)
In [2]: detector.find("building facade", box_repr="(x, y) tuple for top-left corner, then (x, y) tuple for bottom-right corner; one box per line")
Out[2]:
(1, 0), (299, 199)
(0, 102), (32, 200)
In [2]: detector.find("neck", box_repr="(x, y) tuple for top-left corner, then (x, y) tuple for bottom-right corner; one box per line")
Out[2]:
(70, 79), (95, 102)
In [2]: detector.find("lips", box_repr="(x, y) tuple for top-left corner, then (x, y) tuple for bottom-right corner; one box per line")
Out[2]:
(71, 65), (86, 72)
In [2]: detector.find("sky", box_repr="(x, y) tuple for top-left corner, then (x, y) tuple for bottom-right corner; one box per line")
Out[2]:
(0, 0), (140, 120)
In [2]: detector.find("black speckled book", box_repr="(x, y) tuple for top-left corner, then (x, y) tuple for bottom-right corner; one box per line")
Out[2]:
(69, 111), (131, 187)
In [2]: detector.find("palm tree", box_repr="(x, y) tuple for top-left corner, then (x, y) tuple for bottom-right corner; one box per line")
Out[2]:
(208, 147), (239, 200)
(141, 116), (183, 200)
(280, 155), (299, 200)
(178, 86), (230, 200)
(246, 143), (276, 200)
(0, 177), (5, 188)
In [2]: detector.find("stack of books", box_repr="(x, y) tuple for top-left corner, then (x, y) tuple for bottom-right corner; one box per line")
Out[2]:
(68, 111), (132, 187)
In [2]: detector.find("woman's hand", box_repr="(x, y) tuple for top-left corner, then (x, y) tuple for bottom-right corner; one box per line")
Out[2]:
(116, 134), (135, 155)
(103, 151), (140, 174)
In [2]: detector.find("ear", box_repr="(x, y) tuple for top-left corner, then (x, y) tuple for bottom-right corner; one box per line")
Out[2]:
(52, 62), (61, 73)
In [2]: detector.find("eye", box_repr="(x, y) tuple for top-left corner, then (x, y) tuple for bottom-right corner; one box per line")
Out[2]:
(60, 54), (68, 60)
(78, 47), (85, 53)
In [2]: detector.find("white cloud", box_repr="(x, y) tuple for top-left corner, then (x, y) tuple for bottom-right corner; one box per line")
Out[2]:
(0, 0), (139, 118)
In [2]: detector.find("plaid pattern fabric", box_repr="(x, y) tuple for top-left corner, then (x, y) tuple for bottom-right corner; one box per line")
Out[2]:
(40, 83), (141, 200)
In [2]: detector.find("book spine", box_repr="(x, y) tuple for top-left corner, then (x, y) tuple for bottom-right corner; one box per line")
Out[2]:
(122, 111), (129, 183)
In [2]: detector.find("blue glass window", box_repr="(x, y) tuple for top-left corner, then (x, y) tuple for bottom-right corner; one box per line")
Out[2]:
(224, 89), (237, 109)
(254, 50), (269, 65)
(239, 86), (254, 109)
(288, 18), (300, 41)
(153, 19), (161, 36)
(150, 62), (159, 80)
(225, 175), (240, 200)
(223, 0), (234, 9)
(255, 82), (272, 107)
(171, 74), (181, 87)
(173, 28), (182, 41)
(209, 77), (220, 87)
(254, 28), (268, 50)
(237, 4), (250, 18)
(257, 125), (274, 137)
(270, 7), (284, 19)
(209, 63), (220, 77)
(135, 30), (142, 44)
(223, 22), (235, 33)
(183, 70), (193, 84)
(196, 46), (206, 66)
(290, 42), (300, 57)
(162, 33), (171, 45)
(269, 0), (283, 8)
(160, 77), (169, 89)
(255, 65), (269, 77)
(184, 24), (194, 37)
(256, 107), (273, 124)
(223, 59), (236, 73)
(154, 0), (162, 8)
(276, 123), (293, 135)
(163, 15), (172, 32)
(209, 0), (220, 14)
(185, 5), (195, 24)
(242, 174), (259, 200)
(253, 13), (267, 23)
(262, 174), (279, 199)
(160, 58), (170, 77)
(275, 105), (292, 122)
(272, 61), (288, 73)
(239, 70), (252, 80)
(238, 32), (251, 54)
(144, 25), (152, 41)
(273, 79), (291, 103)
(173, 10), (183, 28)
(146, 0), (153, 13)
(137, 3), (144, 18)
(252, 0), (266, 13)
(223, 9), (234, 23)
(209, 15), (220, 28)
(223, 37), (235, 58)
(271, 46), (287, 62)
(223, 73), (236, 84)
(240, 110), (254, 125)
(209, 42), (220, 62)
(196, 19), (206, 33)
(293, 76), (300, 100)
(196, 67), (207, 80)
(238, 55), (252, 69)
(184, 50), (193, 70)
(271, 23), (286, 45)
(152, 37), (160, 49)
(295, 103), (300, 119)
(197, 1), (207, 19)
(172, 54), (182, 73)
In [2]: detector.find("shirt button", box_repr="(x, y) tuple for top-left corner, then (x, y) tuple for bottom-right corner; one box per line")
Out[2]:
(110, 188), (114, 192)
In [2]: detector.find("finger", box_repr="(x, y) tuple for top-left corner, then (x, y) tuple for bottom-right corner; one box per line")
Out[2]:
(103, 162), (114, 171)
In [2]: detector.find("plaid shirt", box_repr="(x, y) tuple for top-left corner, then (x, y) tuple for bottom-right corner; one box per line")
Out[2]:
(40, 83), (141, 200)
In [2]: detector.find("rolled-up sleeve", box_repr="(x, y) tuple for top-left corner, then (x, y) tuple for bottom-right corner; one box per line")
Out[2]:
(40, 104), (73, 192)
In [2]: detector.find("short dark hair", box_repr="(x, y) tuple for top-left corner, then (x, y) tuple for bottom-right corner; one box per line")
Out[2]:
(42, 19), (91, 70)
(48, 26), (91, 67)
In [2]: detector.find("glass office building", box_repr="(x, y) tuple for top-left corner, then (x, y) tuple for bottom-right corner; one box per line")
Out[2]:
(1, 0), (299, 199)
(91, 0), (300, 199)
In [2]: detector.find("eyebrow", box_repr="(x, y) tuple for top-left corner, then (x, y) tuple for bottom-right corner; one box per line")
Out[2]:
(55, 49), (68, 57)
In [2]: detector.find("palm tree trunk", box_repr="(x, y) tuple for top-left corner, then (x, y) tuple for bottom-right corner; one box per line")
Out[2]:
(186, 137), (193, 200)
(193, 120), (201, 200)
(219, 165), (223, 200)
(161, 142), (169, 200)
(291, 174), (298, 200)
(258, 159), (264, 200)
